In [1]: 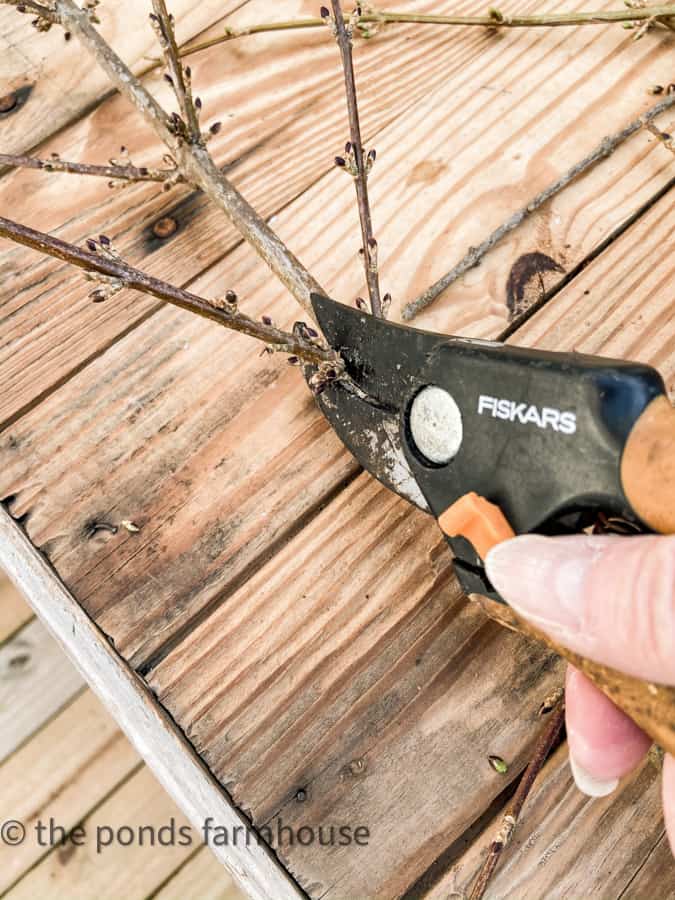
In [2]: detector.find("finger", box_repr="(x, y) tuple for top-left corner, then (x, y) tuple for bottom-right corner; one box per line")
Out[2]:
(664, 754), (675, 857)
(566, 666), (651, 796)
(485, 534), (675, 685)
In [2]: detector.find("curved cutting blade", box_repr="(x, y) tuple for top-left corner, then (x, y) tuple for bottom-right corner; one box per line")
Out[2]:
(311, 293), (447, 408)
(309, 294), (448, 511)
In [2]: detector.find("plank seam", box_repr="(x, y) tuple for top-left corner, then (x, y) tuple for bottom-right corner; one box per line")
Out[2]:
(0, 683), (88, 769)
(616, 827), (668, 899)
(501, 174), (675, 342)
(138, 465), (363, 675)
(1, 759), (145, 897)
(0, 1), (254, 183)
(0, 12), (495, 433)
(0, 610), (36, 651)
(0, 508), (306, 900)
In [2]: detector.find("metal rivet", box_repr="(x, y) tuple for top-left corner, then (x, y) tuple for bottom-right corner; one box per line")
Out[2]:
(409, 385), (463, 465)
(0, 92), (18, 114)
(152, 216), (178, 239)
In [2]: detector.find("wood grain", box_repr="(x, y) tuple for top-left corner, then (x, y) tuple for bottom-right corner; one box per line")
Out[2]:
(0, 690), (139, 894)
(2, 3), (675, 897)
(0, 511), (302, 900)
(3, 0), (675, 426)
(0, 0), (240, 157)
(0, 0), (493, 426)
(620, 831), (675, 900)
(430, 744), (674, 898)
(0, 618), (83, 763)
(5, 766), (194, 900)
(0, 573), (32, 644)
(150, 473), (564, 898)
(153, 847), (243, 900)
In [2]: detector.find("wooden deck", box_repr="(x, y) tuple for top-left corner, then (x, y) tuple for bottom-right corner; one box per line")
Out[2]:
(0, 575), (243, 900)
(1, 1), (675, 897)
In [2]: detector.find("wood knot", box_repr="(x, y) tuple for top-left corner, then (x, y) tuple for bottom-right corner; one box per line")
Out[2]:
(152, 216), (178, 239)
(0, 92), (18, 114)
(0, 85), (33, 118)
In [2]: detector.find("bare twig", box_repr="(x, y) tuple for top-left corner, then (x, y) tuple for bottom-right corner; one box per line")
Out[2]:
(4, 0), (58, 29)
(150, 0), (202, 143)
(0, 216), (338, 367)
(13, 0), (325, 316)
(0, 151), (183, 186)
(402, 91), (675, 321)
(177, 5), (675, 59)
(328, 2), (384, 318)
(469, 698), (565, 900)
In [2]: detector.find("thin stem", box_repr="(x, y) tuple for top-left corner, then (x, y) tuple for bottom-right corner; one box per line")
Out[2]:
(469, 698), (565, 900)
(402, 91), (675, 321)
(177, 6), (675, 59)
(0, 152), (183, 185)
(0, 216), (336, 366)
(151, 0), (202, 143)
(330, 1), (382, 317)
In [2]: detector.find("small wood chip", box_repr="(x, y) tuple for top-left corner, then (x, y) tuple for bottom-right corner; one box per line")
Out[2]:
(121, 519), (140, 533)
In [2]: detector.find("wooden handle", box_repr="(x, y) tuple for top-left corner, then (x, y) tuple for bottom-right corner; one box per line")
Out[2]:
(470, 592), (675, 756)
(447, 396), (675, 753)
(622, 395), (675, 534)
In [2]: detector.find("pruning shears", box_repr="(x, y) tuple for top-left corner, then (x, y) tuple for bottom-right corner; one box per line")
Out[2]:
(307, 293), (675, 753)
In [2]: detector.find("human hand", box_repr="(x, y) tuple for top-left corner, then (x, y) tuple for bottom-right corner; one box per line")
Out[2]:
(485, 533), (675, 855)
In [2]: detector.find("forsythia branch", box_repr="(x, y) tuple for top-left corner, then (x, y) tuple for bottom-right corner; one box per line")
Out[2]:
(177, 4), (675, 59)
(469, 698), (566, 900)
(5, 0), (326, 317)
(0, 215), (339, 368)
(150, 0), (203, 144)
(0, 151), (184, 187)
(402, 91), (675, 321)
(327, 1), (387, 318)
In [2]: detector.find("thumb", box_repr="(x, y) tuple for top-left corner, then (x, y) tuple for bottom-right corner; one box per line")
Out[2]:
(485, 534), (675, 685)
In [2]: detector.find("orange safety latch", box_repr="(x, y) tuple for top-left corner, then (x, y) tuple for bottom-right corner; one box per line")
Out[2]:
(437, 491), (515, 560)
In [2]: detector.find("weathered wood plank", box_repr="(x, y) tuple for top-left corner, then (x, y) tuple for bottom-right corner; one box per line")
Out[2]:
(0, 289), (357, 665)
(0, 690), (139, 894)
(0, 573), (32, 644)
(0, 617), (83, 763)
(153, 847), (244, 900)
(150, 472), (564, 899)
(0, 0), (490, 425)
(5, 766), (195, 900)
(146, 190), (675, 897)
(0, 0), (239, 157)
(3, 0), (675, 429)
(0, 511), (303, 900)
(2, 1), (675, 664)
(508, 183), (675, 387)
(620, 831), (675, 900)
(433, 746), (673, 899)
(1, 5), (675, 898)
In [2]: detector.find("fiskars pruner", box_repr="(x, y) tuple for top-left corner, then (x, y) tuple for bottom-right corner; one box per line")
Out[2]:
(307, 293), (675, 754)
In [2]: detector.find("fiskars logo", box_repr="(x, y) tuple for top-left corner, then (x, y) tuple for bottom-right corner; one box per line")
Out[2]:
(477, 395), (577, 435)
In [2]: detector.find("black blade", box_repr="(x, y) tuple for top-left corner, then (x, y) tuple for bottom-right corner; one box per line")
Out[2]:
(311, 293), (447, 410)
(309, 294), (447, 511)
(315, 380), (430, 510)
